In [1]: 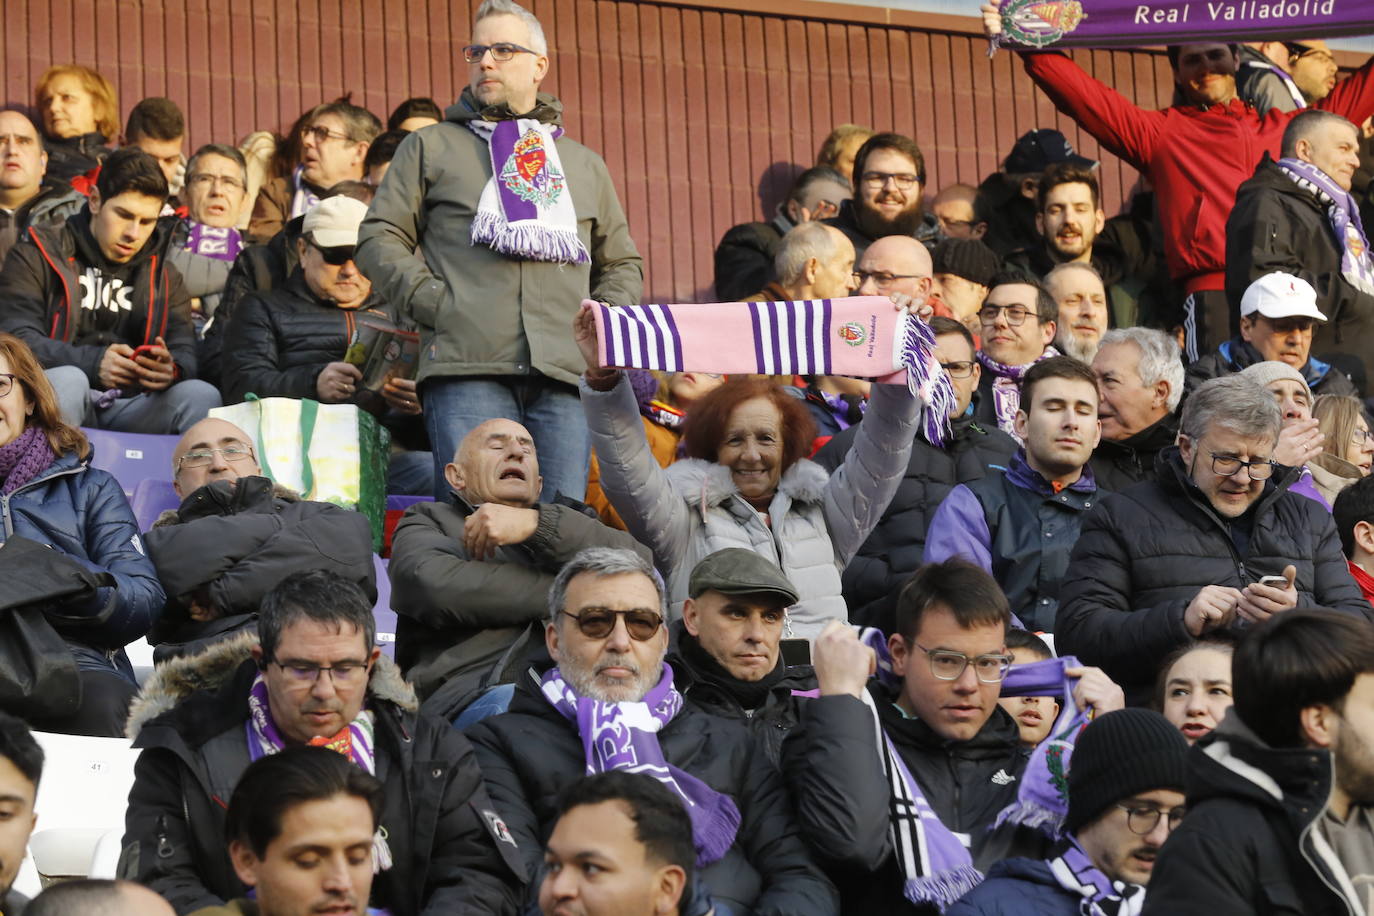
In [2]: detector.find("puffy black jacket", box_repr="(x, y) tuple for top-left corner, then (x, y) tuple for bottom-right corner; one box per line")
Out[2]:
(814, 401), (1017, 632)
(1144, 713), (1356, 915)
(947, 855), (1091, 915)
(143, 477), (375, 656)
(667, 620), (816, 768)
(465, 670), (838, 915)
(1226, 154), (1374, 376)
(0, 210), (199, 384)
(713, 215), (786, 302)
(43, 131), (110, 184)
(781, 687), (1027, 915)
(1185, 338), (1356, 399)
(1057, 447), (1372, 703)
(119, 633), (525, 916)
(1087, 412), (1178, 494)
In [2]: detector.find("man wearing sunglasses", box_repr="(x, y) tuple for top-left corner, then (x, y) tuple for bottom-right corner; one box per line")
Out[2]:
(951, 708), (1189, 914)
(466, 547), (839, 915)
(141, 417), (375, 661)
(357, 0), (642, 506)
(1059, 374), (1372, 706)
(122, 569), (526, 915)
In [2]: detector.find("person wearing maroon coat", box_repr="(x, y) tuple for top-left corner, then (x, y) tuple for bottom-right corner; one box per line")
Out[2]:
(981, 7), (1374, 362)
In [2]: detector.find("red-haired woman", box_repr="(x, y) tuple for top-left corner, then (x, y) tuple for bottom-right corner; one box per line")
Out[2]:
(33, 64), (119, 184)
(574, 306), (922, 638)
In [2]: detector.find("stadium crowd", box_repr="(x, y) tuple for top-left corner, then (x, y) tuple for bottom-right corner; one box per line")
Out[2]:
(1, 0), (1374, 912)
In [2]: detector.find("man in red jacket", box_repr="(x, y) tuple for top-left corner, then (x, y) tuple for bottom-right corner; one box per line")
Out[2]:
(982, 8), (1374, 361)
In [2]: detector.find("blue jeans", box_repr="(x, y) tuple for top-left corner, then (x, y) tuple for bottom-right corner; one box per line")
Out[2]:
(422, 376), (589, 503)
(387, 450), (435, 496)
(453, 683), (515, 730)
(46, 366), (222, 434)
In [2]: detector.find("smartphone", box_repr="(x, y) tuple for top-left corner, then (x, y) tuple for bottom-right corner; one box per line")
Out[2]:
(780, 638), (812, 667)
(1258, 575), (1288, 588)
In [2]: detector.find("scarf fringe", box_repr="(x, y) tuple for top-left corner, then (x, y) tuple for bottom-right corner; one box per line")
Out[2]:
(899, 314), (955, 447)
(470, 210), (590, 264)
(694, 789), (743, 867)
(904, 863), (985, 910)
(992, 797), (1065, 836)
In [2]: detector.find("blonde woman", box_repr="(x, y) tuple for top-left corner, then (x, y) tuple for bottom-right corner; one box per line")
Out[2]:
(1310, 394), (1374, 505)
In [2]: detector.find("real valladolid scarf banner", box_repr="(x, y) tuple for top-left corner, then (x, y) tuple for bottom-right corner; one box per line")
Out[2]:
(991, 0), (1373, 49)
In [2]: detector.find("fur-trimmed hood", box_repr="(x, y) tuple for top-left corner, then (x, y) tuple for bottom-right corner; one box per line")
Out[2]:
(126, 629), (417, 740)
(663, 457), (830, 509)
(151, 477), (302, 529)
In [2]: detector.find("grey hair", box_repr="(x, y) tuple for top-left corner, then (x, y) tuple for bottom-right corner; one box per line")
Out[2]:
(1181, 375), (1282, 445)
(1281, 109), (1356, 159)
(475, 0), (548, 55)
(1044, 260), (1103, 288)
(547, 548), (667, 624)
(774, 221), (842, 288)
(1099, 327), (1185, 412)
(187, 143), (248, 184)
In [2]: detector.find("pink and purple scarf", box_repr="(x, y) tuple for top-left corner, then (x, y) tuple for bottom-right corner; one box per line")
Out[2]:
(590, 296), (954, 445)
(539, 664), (740, 866)
(995, 655), (1090, 838)
(467, 119), (589, 264)
(0, 427), (57, 495)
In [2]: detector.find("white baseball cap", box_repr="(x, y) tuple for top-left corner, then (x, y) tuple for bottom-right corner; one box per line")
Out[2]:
(1240, 272), (1327, 322)
(302, 196), (370, 248)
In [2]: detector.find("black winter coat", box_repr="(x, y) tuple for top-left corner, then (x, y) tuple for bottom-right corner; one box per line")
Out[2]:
(713, 215), (786, 302)
(1057, 447), (1372, 703)
(782, 688), (1027, 916)
(814, 401), (1017, 632)
(1087, 413), (1178, 494)
(119, 633), (525, 916)
(465, 671), (839, 915)
(1184, 338), (1356, 399)
(1225, 154), (1374, 378)
(0, 210), (199, 384)
(1144, 713), (1356, 915)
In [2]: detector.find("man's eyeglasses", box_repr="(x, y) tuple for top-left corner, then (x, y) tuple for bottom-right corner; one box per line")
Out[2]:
(560, 608), (664, 641)
(1116, 803), (1186, 836)
(940, 360), (976, 379)
(859, 171), (920, 191)
(912, 642), (1013, 683)
(177, 444), (256, 469)
(302, 125), (352, 145)
(309, 239), (357, 266)
(0, 374), (18, 399)
(978, 304), (1036, 327)
(1205, 449), (1275, 481)
(271, 659), (371, 685)
(187, 173), (246, 192)
(852, 269), (920, 291)
(462, 42), (539, 63)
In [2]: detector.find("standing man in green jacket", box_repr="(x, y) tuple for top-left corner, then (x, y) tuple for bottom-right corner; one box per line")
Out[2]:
(356, 0), (643, 504)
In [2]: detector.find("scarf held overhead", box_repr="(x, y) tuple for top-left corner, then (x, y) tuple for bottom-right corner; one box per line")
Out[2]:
(1277, 157), (1374, 297)
(994, 655), (1089, 838)
(467, 118), (589, 264)
(539, 663), (741, 866)
(589, 296), (954, 445)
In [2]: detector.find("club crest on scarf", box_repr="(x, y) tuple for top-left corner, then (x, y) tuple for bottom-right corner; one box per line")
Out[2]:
(999, 0), (1087, 47)
(501, 128), (566, 209)
(839, 321), (867, 347)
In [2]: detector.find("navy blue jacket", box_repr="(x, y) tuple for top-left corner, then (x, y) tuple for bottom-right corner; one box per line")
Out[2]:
(947, 857), (1083, 915)
(1, 450), (163, 649)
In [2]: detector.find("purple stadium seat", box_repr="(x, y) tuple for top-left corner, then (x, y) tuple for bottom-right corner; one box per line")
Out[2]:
(82, 428), (180, 495)
(385, 494), (433, 512)
(129, 478), (181, 532)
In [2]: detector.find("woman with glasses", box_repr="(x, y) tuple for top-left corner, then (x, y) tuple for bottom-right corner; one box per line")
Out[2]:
(1309, 394), (1374, 506)
(0, 334), (163, 736)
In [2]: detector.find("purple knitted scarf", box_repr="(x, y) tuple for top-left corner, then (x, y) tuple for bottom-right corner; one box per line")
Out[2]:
(540, 663), (741, 866)
(0, 427), (56, 495)
(994, 656), (1089, 838)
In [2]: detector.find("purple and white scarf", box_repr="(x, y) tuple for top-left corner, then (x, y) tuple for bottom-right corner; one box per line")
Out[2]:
(183, 220), (244, 263)
(466, 118), (588, 264)
(975, 346), (1060, 441)
(1241, 58), (1307, 111)
(540, 664), (740, 865)
(245, 674), (391, 870)
(0, 427), (56, 495)
(287, 165), (322, 221)
(1046, 840), (1146, 916)
(994, 656), (1090, 838)
(1278, 157), (1374, 297)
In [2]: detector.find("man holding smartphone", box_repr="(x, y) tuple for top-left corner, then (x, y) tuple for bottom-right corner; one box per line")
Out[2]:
(0, 146), (219, 432)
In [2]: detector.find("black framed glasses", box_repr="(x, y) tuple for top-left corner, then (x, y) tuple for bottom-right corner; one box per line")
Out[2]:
(1205, 449), (1275, 480)
(859, 171), (919, 191)
(978, 304), (1035, 327)
(912, 642), (1013, 683)
(308, 238), (357, 266)
(1116, 803), (1186, 835)
(302, 125), (352, 145)
(560, 608), (664, 641)
(462, 42), (539, 63)
(852, 269), (920, 290)
(940, 360), (976, 379)
(270, 659), (371, 686)
(177, 443), (256, 469)
(0, 373), (16, 399)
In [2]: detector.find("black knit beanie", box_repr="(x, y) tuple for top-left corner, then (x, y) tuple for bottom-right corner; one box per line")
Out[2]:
(1065, 708), (1190, 835)
(931, 238), (1001, 288)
